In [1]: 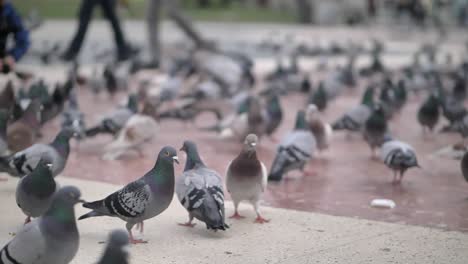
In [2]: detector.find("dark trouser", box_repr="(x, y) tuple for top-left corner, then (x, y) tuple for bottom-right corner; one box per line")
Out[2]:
(66, 0), (127, 56)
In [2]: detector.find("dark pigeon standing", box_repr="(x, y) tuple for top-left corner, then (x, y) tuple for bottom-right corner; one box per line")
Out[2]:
(41, 77), (75, 125)
(0, 128), (74, 177)
(78, 146), (179, 244)
(417, 94), (440, 133)
(176, 141), (229, 231)
(97, 230), (130, 264)
(268, 110), (316, 181)
(226, 134), (269, 223)
(16, 159), (57, 224)
(0, 186), (84, 264)
(363, 104), (388, 159)
(308, 81), (327, 112)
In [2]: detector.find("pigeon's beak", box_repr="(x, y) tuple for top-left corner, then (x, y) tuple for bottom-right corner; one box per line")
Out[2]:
(173, 156), (179, 165)
(249, 142), (257, 147)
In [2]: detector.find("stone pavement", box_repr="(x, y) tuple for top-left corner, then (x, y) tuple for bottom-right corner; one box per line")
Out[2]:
(0, 176), (467, 263)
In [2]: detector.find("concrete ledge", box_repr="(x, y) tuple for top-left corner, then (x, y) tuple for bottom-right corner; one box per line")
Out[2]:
(1, 176), (467, 263)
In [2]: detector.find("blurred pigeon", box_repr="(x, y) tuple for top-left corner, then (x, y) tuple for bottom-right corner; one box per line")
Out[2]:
(102, 114), (159, 160)
(16, 159), (57, 224)
(417, 94), (440, 133)
(332, 85), (374, 132)
(461, 151), (468, 183)
(62, 91), (86, 140)
(363, 104), (388, 158)
(88, 67), (105, 95)
(308, 81), (327, 112)
(268, 110), (316, 181)
(306, 104), (332, 152)
(6, 99), (42, 153)
(78, 146), (178, 244)
(97, 230), (129, 264)
(226, 134), (269, 223)
(0, 80), (15, 111)
(86, 94), (138, 137)
(0, 128), (74, 177)
(176, 141), (229, 231)
(0, 186), (83, 264)
(264, 94), (283, 140)
(381, 139), (419, 184)
(0, 109), (8, 155)
(27, 79), (50, 105)
(41, 78), (75, 125)
(393, 79), (408, 113)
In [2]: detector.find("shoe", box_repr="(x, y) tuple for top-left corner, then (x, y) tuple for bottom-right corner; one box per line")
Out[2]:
(60, 52), (77, 62)
(117, 45), (140, 62)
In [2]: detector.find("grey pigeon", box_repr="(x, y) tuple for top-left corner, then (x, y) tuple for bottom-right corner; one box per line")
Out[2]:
(0, 128), (74, 177)
(332, 86), (374, 132)
(7, 99), (42, 153)
(85, 94), (138, 137)
(226, 134), (269, 223)
(381, 139), (419, 184)
(78, 146), (178, 244)
(268, 110), (316, 182)
(97, 230), (129, 264)
(62, 91), (86, 140)
(16, 159), (57, 224)
(176, 141), (229, 231)
(0, 186), (84, 264)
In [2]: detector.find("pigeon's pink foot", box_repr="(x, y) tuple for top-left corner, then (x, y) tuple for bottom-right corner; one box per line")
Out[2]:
(136, 222), (144, 233)
(303, 169), (316, 177)
(178, 222), (196, 228)
(229, 212), (245, 219)
(254, 216), (270, 224)
(24, 216), (31, 225)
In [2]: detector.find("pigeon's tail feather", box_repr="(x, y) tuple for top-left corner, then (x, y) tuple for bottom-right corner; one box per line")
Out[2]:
(268, 151), (286, 181)
(78, 210), (104, 220)
(200, 193), (229, 232)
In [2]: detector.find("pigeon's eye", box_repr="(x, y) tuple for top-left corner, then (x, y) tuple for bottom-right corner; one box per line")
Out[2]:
(165, 151), (170, 156)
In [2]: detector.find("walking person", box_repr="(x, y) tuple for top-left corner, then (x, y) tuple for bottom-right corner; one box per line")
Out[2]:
(62, 0), (135, 62)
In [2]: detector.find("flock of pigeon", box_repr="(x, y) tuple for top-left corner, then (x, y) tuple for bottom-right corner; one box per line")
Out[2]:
(0, 37), (467, 263)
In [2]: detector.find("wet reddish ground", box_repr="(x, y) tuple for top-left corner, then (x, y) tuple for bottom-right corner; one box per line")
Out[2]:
(36, 71), (468, 233)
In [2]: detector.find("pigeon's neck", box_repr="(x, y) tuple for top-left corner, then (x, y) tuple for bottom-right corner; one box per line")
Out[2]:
(148, 159), (175, 183)
(240, 148), (258, 160)
(24, 167), (55, 198)
(184, 152), (205, 172)
(51, 135), (71, 158)
(43, 202), (77, 236)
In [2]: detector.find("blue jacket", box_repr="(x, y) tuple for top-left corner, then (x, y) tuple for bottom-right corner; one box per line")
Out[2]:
(0, 2), (30, 61)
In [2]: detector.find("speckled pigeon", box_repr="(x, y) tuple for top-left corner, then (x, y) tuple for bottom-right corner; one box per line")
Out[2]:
(268, 110), (316, 182)
(176, 141), (229, 231)
(226, 134), (269, 223)
(381, 139), (419, 184)
(0, 186), (84, 264)
(78, 146), (178, 244)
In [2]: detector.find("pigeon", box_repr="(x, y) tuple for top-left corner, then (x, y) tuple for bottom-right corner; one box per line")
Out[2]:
(417, 94), (440, 133)
(393, 79), (408, 113)
(86, 94), (139, 137)
(27, 79), (51, 105)
(264, 94), (283, 140)
(226, 134), (268, 223)
(363, 104), (388, 158)
(97, 230), (130, 264)
(102, 114), (159, 160)
(78, 146), (179, 244)
(0, 109), (8, 155)
(308, 81), (327, 112)
(306, 104), (332, 152)
(268, 110), (317, 181)
(461, 151), (468, 183)
(332, 85), (374, 132)
(176, 141), (229, 231)
(0, 186), (83, 264)
(16, 159), (57, 224)
(0, 128), (74, 177)
(41, 78), (75, 125)
(381, 139), (419, 184)
(62, 91), (86, 140)
(0, 80), (15, 111)
(6, 99), (42, 153)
